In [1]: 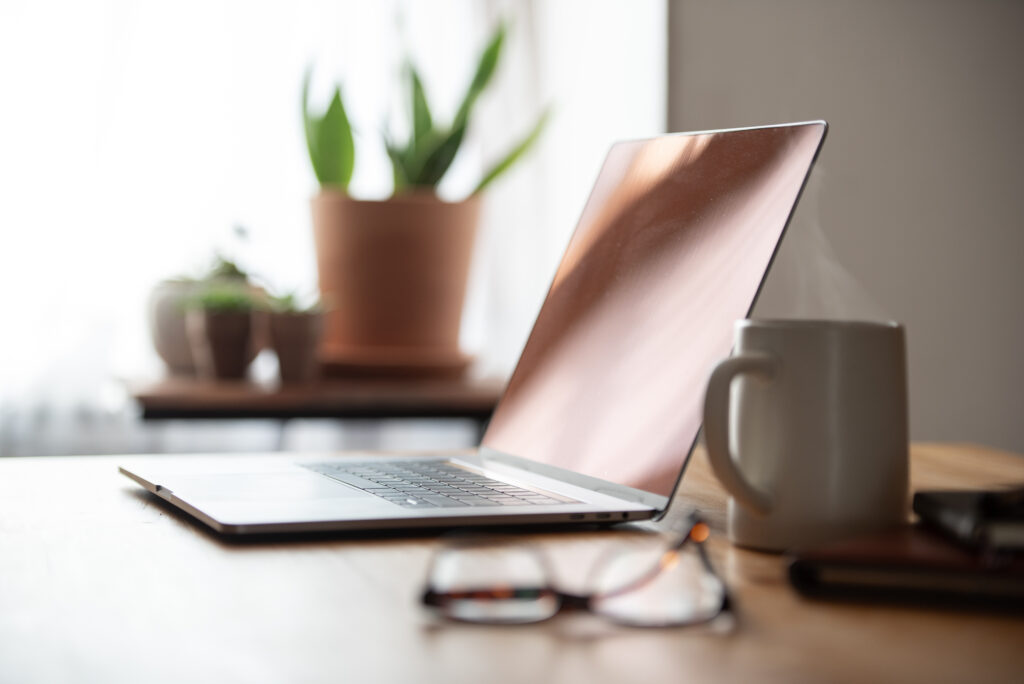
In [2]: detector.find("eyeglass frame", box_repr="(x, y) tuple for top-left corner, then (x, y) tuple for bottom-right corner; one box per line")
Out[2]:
(420, 511), (732, 628)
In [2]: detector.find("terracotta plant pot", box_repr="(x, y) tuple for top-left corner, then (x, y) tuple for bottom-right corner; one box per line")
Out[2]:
(186, 309), (256, 380)
(311, 190), (481, 359)
(270, 311), (323, 384)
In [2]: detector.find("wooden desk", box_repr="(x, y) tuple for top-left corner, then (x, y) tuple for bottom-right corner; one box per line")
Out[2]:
(1, 444), (1022, 683)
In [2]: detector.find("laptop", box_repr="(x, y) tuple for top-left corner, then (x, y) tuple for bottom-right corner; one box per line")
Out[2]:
(121, 121), (828, 535)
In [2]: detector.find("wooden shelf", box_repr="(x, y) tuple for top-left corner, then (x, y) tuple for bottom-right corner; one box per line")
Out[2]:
(127, 375), (506, 422)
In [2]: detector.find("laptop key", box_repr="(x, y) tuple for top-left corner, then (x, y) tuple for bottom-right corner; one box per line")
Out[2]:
(455, 497), (502, 507)
(420, 495), (468, 508)
(398, 497), (437, 507)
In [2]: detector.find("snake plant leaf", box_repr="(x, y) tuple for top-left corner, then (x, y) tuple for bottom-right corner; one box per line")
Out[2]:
(452, 22), (505, 129)
(405, 21), (504, 188)
(415, 123), (467, 188)
(471, 109), (550, 195)
(410, 65), (433, 148)
(384, 134), (409, 192)
(314, 87), (355, 189)
(386, 125), (433, 190)
(301, 67), (323, 183)
(403, 127), (453, 187)
(385, 21), (541, 195)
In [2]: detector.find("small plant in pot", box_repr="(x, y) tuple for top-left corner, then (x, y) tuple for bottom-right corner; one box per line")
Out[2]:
(304, 21), (547, 368)
(185, 283), (266, 380)
(148, 237), (264, 376)
(268, 293), (324, 385)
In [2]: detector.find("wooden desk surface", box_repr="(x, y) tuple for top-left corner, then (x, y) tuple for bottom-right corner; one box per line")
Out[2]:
(1, 444), (1022, 683)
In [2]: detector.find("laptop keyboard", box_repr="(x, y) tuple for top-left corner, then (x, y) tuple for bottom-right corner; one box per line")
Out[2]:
(304, 460), (573, 509)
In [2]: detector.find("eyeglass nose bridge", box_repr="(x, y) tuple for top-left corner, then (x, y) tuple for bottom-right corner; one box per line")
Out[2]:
(556, 592), (592, 612)
(421, 588), (445, 608)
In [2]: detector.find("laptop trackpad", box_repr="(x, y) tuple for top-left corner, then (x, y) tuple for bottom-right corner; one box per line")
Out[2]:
(162, 471), (368, 502)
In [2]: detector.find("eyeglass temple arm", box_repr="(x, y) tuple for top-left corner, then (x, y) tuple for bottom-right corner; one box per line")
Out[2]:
(591, 514), (710, 603)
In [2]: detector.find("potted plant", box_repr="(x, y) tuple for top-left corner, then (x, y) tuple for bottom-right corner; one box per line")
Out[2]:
(268, 293), (324, 384)
(146, 221), (273, 379)
(305, 22), (547, 369)
(148, 255), (250, 375)
(185, 283), (266, 380)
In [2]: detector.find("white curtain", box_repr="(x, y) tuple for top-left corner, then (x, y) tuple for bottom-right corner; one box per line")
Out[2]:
(0, 0), (665, 455)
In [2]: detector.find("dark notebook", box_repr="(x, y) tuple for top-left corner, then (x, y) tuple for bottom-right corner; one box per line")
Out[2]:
(913, 488), (1024, 551)
(788, 525), (1024, 612)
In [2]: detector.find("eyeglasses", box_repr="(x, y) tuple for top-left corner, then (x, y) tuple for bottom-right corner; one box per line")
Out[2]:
(421, 512), (731, 627)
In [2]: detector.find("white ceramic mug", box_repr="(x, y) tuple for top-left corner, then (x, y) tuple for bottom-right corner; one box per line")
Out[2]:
(702, 319), (909, 551)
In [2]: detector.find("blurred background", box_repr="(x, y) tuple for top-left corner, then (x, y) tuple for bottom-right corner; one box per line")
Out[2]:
(0, 0), (666, 456)
(1, 0), (1021, 458)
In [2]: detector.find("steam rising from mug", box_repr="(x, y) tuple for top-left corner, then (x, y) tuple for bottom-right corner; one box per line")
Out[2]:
(756, 169), (890, 322)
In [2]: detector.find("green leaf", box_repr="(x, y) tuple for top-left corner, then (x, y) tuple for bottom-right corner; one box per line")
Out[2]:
(301, 67), (323, 183)
(388, 22), (512, 193)
(472, 109), (550, 195)
(453, 23), (505, 129)
(315, 87), (355, 189)
(410, 65), (433, 148)
(384, 135), (409, 193)
(414, 124), (467, 188)
(399, 128), (444, 187)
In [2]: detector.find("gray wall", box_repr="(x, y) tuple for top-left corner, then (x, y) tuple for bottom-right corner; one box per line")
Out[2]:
(668, 0), (1024, 452)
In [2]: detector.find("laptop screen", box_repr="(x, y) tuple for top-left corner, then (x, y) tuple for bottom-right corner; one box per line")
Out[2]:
(482, 122), (827, 497)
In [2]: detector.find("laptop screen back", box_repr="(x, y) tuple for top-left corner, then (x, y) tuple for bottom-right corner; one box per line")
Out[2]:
(482, 122), (827, 497)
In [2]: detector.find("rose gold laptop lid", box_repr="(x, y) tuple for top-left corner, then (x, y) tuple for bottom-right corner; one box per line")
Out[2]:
(481, 121), (827, 506)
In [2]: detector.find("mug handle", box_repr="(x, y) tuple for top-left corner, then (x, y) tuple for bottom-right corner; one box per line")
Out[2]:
(703, 353), (777, 515)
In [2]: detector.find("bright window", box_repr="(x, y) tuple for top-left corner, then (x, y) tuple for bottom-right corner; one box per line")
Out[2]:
(0, 0), (665, 451)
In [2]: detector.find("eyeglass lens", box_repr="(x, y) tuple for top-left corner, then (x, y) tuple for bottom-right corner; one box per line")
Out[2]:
(429, 544), (560, 624)
(587, 537), (726, 626)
